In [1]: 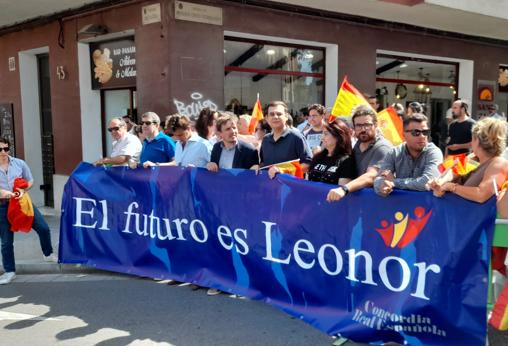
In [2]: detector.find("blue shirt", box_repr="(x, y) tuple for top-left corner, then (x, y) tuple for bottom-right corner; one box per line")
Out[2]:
(260, 128), (312, 166)
(140, 132), (176, 164)
(175, 133), (212, 168)
(0, 156), (33, 191)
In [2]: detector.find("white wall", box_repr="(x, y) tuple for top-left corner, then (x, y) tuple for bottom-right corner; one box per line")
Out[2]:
(78, 42), (102, 163)
(18, 47), (49, 207)
(426, 0), (508, 20)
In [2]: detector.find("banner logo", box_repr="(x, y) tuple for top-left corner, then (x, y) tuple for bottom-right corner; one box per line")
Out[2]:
(376, 207), (432, 248)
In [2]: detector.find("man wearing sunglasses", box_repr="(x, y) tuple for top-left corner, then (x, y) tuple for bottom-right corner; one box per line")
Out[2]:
(373, 114), (443, 197)
(94, 117), (141, 166)
(0, 137), (57, 285)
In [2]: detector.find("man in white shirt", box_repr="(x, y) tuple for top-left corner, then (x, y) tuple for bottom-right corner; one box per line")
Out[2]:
(94, 117), (142, 166)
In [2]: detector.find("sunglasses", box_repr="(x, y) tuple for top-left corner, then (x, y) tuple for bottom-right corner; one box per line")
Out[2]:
(405, 129), (431, 137)
(107, 126), (122, 132)
(141, 121), (157, 126)
(0, 147), (9, 152)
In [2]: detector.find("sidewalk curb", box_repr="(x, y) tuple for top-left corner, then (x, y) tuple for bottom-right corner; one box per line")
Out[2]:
(1, 262), (102, 274)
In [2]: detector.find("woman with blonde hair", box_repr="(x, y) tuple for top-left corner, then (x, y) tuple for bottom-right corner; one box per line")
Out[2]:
(429, 117), (508, 202)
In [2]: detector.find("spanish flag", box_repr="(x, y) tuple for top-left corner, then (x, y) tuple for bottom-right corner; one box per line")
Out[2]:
(490, 284), (508, 330)
(438, 154), (479, 176)
(262, 159), (304, 179)
(377, 107), (404, 146)
(331, 76), (371, 118)
(7, 178), (34, 232)
(249, 95), (264, 134)
(275, 161), (304, 179)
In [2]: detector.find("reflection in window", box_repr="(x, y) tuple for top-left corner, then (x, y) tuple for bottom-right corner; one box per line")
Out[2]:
(224, 38), (325, 116)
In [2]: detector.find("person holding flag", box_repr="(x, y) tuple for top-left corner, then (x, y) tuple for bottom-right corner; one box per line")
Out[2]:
(260, 101), (312, 179)
(0, 137), (57, 285)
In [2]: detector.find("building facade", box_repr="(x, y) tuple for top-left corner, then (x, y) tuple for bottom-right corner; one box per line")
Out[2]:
(1, 0), (508, 210)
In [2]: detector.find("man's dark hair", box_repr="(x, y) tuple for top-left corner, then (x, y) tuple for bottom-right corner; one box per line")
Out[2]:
(166, 114), (191, 132)
(267, 101), (289, 114)
(351, 105), (377, 125)
(403, 113), (428, 129)
(308, 104), (325, 115)
(195, 107), (218, 139)
(408, 101), (424, 114)
(0, 137), (9, 146)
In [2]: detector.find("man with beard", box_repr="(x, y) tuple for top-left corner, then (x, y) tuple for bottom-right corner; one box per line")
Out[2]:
(446, 99), (475, 156)
(374, 114), (442, 196)
(326, 105), (391, 202)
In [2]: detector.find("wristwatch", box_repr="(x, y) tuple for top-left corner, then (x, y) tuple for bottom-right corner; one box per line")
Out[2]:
(340, 185), (349, 196)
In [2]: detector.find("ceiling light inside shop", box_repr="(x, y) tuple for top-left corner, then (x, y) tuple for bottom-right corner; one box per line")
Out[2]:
(266, 49), (275, 55)
(304, 53), (314, 59)
(399, 63), (408, 68)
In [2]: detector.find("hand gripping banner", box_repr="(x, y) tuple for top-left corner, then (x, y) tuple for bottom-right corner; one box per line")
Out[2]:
(60, 163), (496, 345)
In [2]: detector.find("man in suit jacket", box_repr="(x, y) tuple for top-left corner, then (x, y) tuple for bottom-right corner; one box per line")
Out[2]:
(207, 113), (259, 171)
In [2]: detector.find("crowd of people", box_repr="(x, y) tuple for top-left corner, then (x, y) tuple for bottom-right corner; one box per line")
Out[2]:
(2, 97), (508, 295)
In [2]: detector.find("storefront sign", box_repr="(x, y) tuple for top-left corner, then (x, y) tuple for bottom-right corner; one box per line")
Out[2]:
(142, 3), (161, 25)
(0, 103), (15, 155)
(90, 38), (136, 90)
(477, 80), (496, 118)
(174, 1), (223, 26)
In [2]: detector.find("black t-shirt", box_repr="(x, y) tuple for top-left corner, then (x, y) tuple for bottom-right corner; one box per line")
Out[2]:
(308, 154), (357, 185)
(448, 118), (476, 155)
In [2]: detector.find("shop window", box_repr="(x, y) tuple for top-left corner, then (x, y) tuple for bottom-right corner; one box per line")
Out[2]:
(375, 54), (459, 147)
(224, 37), (325, 116)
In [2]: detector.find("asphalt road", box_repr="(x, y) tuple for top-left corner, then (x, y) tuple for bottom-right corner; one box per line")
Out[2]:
(0, 273), (333, 346)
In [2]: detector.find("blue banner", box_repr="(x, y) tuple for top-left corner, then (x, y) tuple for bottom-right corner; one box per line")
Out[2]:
(60, 163), (496, 345)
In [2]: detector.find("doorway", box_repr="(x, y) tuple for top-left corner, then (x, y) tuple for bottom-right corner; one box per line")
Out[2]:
(37, 54), (55, 207)
(101, 88), (136, 157)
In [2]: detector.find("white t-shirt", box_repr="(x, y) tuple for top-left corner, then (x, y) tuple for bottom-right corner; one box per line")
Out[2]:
(111, 133), (142, 163)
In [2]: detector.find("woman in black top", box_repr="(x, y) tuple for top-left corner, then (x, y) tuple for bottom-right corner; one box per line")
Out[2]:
(307, 120), (357, 185)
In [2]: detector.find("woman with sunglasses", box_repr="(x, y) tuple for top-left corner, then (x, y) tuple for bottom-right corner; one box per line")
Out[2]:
(307, 120), (357, 185)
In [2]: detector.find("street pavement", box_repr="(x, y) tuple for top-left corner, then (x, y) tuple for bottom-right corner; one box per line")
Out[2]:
(0, 273), (334, 346)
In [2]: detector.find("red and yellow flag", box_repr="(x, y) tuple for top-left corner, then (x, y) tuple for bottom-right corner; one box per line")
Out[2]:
(438, 154), (479, 176)
(490, 283), (508, 330)
(377, 107), (404, 146)
(7, 178), (34, 232)
(249, 96), (264, 134)
(276, 161), (304, 179)
(331, 76), (371, 118)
